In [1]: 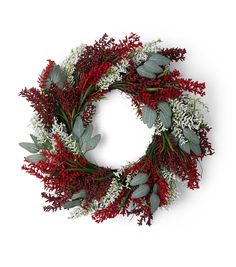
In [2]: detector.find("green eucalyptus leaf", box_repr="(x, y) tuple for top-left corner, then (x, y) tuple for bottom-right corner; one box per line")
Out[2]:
(72, 116), (84, 139)
(19, 142), (39, 153)
(81, 125), (93, 145)
(159, 111), (172, 129)
(30, 134), (43, 149)
(127, 201), (136, 211)
(130, 173), (149, 186)
(142, 105), (157, 128)
(153, 184), (160, 194)
(71, 190), (87, 200)
(143, 60), (163, 74)
(183, 128), (200, 144)
(137, 65), (156, 79)
(131, 184), (150, 199)
(86, 134), (101, 152)
(158, 101), (172, 117)
(150, 193), (160, 213)
(26, 154), (46, 163)
(50, 65), (66, 89)
(149, 53), (171, 65)
(62, 200), (81, 209)
(178, 141), (190, 154)
(190, 142), (202, 155)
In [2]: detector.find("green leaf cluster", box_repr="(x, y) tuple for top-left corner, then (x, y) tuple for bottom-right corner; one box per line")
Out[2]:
(19, 134), (46, 163)
(72, 116), (101, 153)
(136, 53), (170, 79)
(176, 127), (201, 155)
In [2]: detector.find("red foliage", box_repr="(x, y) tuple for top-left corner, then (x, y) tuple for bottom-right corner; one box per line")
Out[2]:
(92, 190), (127, 223)
(123, 63), (205, 109)
(124, 157), (152, 176)
(92, 188), (153, 226)
(123, 66), (182, 108)
(176, 78), (206, 96)
(19, 87), (55, 126)
(83, 168), (113, 206)
(86, 89), (111, 104)
(126, 198), (153, 226)
(22, 134), (112, 211)
(81, 104), (96, 126)
(160, 48), (186, 62)
(154, 135), (200, 189)
(131, 97), (142, 117)
(76, 62), (112, 93)
(199, 127), (214, 157)
(77, 33), (142, 73)
(149, 167), (169, 206)
(38, 60), (55, 89)
(138, 90), (159, 109)
(51, 85), (80, 121)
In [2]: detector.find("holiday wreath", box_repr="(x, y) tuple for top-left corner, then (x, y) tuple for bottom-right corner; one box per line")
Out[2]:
(19, 34), (213, 225)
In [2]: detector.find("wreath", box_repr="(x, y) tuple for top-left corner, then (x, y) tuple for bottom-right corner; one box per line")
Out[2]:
(19, 33), (214, 226)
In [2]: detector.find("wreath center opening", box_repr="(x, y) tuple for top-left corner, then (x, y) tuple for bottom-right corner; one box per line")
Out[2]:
(84, 90), (155, 169)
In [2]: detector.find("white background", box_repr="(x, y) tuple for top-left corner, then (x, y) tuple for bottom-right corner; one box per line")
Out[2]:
(0, 0), (235, 266)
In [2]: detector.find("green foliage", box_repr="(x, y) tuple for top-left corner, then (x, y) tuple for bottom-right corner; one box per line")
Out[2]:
(137, 65), (156, 78)
(136, 53), (170, 79)
(183, 128), (200, 144)
(130, 173), (149, 186)
(71, 190), (87, 200)
(158, 101), (172, 117)
(72, 117), (101, 153)
(150, 193), (160, 213)
(153, 184), (159, 194)
(50, 64), (66, 89)
(131, 184), (150, 198)
(190, 142), (202, 155)
(160, 111), (172, 129)
(142, 105), (157, 128)
(86, 134), (101, 152)
(72, 116), (84, 139)
(19, 142), (39, 153)
(62, 200), (81, 209)
(149, 53), (171, 65)
(30, 134), (43, 149)
(80, 125), (93, 146)
(178, 141), (191, 154)
(26, 154), (46, 163)
(144, 87), (162, 91)
(143, 61), (163, 74)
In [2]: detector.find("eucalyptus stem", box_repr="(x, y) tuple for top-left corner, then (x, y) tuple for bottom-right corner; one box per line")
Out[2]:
(119, 191), (131, 211)
(163, 132), (174, 151)
(66, 167), (96, 173)
(95, 172), (115, 181)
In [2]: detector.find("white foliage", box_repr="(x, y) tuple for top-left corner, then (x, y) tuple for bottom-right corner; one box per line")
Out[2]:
(71, 178), (123, 218)
(31, 115), (80, 154)
(154, 116), (167, 135)
(97, 59), (130, 91)
(30, 114), (49, 145)
(132, 39), (162, 64)
(169, 96), (207, 145)
(62, 44), (86, 85)
(161, 167), (179, 183)
(51, 119), (80, 154)
(100, 178), (123, 207)
(160, 167), (180, 204)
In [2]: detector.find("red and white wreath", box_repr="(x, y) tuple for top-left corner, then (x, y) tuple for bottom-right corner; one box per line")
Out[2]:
(19, 33), (213, 225)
